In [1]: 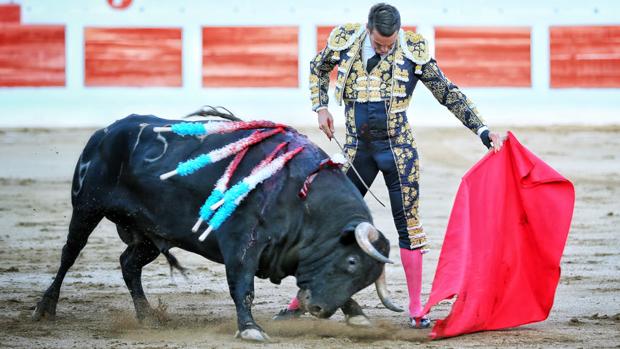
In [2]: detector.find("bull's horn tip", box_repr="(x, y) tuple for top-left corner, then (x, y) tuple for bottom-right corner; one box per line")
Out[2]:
(391, 305), (405, 313)
(378, 256), (394, 264)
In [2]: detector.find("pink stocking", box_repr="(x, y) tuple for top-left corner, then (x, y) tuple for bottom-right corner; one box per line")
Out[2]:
(400, 248), (423, 318)
(287, 296), (300, 310)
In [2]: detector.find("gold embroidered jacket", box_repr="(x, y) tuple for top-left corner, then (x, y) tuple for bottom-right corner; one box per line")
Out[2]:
(309, 23), (487, 136)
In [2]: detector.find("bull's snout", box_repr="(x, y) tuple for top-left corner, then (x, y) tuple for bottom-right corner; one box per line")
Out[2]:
(297, 289), (336, 318)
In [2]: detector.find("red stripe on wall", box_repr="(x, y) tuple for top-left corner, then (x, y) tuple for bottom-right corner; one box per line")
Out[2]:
(316, 26), (337, 84)
(0, 4), (20, 24)
(550, 26), (620, 88)
(0, 25), (65, 87)
(84, 28), (182, 87)
(435, 27), (531, 87)
(316, 26), (333, 52)
(203, 26), (298, 87)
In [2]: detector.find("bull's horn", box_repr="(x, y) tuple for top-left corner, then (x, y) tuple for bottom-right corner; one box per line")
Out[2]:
(375, 267), (404, 312)
(354, 222), (393, 264)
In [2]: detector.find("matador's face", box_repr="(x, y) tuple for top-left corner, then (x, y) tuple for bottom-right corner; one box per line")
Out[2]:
(367, 28), (398, 55)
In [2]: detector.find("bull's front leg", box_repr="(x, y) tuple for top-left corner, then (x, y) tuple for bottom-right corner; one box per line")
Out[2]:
(342, 298), (372, 327)
(224, 252), (270, 342)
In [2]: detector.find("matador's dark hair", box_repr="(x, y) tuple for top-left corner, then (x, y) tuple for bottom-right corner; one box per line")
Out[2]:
(367, 3), (401, 36)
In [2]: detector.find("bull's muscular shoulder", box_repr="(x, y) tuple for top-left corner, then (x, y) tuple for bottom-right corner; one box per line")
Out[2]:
(399, 30), (431, 65)
(327, 23), (365, 51)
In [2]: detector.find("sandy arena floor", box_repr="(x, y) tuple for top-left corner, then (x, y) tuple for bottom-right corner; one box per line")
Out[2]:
(0, 124), (619, 348)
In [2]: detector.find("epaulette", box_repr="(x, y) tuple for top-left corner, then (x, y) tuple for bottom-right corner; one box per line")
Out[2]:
(327, 23), (365, 51)
(399, 30), (431, 66)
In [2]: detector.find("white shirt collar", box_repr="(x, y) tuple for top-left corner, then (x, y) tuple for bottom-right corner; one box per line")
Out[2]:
(362, 31), (395, 66)
(362, 33), (376, 65)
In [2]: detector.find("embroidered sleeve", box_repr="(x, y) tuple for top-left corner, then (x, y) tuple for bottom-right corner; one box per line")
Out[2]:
(418, 59), (486, 134)
(309, 47), (339, 112)
(310, 24), (363, 112)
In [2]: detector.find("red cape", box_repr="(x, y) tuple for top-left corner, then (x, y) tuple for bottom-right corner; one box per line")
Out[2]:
(422, 132), (574, 339)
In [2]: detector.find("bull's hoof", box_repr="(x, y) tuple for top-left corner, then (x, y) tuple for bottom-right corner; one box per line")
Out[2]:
(32, 298), (57, 321)
(138, 311), (164, 326)
(235, 328), (271, 342)
(346, 315), (372, 327)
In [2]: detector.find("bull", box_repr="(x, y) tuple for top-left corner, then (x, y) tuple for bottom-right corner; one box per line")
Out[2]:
(32, 113), (402, 341)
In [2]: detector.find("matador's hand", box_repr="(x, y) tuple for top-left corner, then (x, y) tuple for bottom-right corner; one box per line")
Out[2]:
(488, 132), (504, 153)
(481, 130), (505, 153)
(317, 108), (335, 140)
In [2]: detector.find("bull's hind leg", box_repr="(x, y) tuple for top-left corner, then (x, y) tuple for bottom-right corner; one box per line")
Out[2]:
(32, 209), (103, 320)
(117, 227), (161, 321)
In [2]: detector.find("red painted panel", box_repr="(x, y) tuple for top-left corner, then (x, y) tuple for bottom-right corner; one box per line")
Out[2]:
(550, 26), (620, 88)
(402, 26), (417, 33)
(84, 27), (182, 87)
(316, 25), (334, 52)
(0, 4), (20, 24)
(203, 26), (298, 87)
(315, 25), (417, 85)
(0, 25), (65, 86)
(316, 25), (337, 84)
(435, 27), (531, 87)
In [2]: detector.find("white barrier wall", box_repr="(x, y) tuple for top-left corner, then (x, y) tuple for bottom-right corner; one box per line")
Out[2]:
(0, 0), (619, 128)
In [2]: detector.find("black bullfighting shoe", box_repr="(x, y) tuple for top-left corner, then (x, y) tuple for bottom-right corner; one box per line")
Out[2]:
(272, 307), (304, 320)
(409, 316), (431, 329)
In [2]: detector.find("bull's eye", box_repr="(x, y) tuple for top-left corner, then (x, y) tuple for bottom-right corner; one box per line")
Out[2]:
(346, 255), (359, 273)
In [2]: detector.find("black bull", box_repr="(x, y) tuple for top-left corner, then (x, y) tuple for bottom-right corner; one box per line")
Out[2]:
(32, 115), (402, 341)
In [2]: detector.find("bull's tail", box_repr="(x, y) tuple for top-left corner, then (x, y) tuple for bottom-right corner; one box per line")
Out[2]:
(162, 249), (188, 280)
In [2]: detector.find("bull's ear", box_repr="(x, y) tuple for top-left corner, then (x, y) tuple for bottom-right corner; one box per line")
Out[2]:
(339, 222), (358, 245)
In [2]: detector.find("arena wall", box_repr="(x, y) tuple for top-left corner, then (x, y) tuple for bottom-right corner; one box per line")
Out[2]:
(0, 0), (618, 127)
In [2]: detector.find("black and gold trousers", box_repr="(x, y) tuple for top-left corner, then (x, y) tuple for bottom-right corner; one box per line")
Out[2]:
(341, 100), (427, 252)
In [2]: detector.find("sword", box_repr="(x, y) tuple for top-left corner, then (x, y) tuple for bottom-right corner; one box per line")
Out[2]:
(332, 136), (386, 207)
